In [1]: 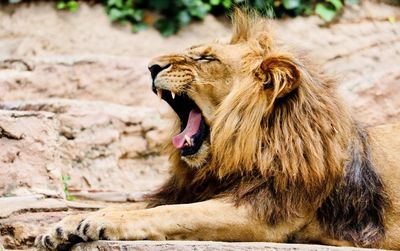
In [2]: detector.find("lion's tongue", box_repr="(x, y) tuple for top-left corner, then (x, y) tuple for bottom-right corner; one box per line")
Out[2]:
(172, 109), (202, 149)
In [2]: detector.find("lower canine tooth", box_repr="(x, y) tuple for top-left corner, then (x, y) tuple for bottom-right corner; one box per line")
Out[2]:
(157, 89), (162, 99)
(184, 135), (192, 146)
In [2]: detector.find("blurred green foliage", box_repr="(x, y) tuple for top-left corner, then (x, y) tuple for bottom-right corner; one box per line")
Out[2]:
(57, 0), (79, 12)
(3, 0), (359, 36)
(103, 0), (357, 36)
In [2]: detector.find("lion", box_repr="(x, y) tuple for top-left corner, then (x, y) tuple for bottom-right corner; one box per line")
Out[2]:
(36, 9), (400, 250)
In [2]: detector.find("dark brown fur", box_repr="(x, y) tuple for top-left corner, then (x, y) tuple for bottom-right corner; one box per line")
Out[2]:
(317, 126), (390, 246)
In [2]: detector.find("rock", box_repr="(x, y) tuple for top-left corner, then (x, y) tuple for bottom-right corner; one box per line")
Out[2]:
(70, 191), (151, 203)
(70, 191), (129, 202)
(0, 211), (77, 249)
(0, 99), (169, 193)
(0, 110), (64, 198)
(65, 201), (105, 210)
(0, 196), (67, 219)
(71, 241), (384, 251)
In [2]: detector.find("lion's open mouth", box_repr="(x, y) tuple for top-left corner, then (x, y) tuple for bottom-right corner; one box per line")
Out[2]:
(153, 88), (209, 156)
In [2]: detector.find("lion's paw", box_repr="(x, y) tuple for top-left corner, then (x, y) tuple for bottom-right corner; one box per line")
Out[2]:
(75, 216), (113, 241)
(35, 214), (86, 251)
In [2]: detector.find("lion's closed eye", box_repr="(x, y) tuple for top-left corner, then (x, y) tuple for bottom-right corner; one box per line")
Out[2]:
(193, 55), (216, 62)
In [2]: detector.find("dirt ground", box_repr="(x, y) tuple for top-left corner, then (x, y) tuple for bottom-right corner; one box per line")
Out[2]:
(0, 1), (400, 249)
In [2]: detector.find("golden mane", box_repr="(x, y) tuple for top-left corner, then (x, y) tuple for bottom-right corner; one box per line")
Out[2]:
(211, 11), (354, 189)
(212, 10), (353, 192)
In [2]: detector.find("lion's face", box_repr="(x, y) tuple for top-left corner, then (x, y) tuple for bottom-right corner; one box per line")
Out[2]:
(148, 42), (253, 167)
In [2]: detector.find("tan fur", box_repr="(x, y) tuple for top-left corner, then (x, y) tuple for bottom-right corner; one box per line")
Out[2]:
(36, 9), (400, 250)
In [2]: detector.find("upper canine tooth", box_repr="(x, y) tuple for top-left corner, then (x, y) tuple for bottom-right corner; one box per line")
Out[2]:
(157, 89), (163, 99)
(171, 92), (176, 99)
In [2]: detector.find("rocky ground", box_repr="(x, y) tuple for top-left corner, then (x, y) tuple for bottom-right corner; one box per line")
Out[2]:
(71, 241), (385, 251)
(0, 1), (399, 250)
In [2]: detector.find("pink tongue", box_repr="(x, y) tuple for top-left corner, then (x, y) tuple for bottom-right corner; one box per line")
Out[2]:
(172, 109), (202, 149)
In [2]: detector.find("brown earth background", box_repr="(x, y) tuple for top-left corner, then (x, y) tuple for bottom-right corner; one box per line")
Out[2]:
(0, 1), (399, 250)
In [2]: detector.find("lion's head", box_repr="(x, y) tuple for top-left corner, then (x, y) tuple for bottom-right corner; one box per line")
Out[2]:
(148, 9), (352, 187)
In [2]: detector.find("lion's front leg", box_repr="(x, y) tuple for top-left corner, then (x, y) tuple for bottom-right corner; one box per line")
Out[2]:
(37, 199), (307, 250)
(35, 203), (148, 251)
(69, 199), (273, 242)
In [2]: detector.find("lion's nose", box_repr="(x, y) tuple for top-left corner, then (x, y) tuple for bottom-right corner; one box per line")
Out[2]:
(148, 63), (171, 80)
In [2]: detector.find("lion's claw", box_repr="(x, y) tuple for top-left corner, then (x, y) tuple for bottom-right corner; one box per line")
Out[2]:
(68, 233), (85, 243)
(75, 218), (110, 241)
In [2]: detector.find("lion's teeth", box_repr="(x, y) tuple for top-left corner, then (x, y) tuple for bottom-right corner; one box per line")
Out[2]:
(184, 135), (193, 146)
(171, 92), (176, 99)
(157, 89), (162, 99)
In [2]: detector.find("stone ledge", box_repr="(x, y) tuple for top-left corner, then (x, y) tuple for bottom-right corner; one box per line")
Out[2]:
(71, 241), (384, 251)
(0, 110), (64, 198)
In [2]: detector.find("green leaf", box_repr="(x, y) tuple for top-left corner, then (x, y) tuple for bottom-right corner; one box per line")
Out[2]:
(315, 3), (337, 22)
(109, 8), (123, 21)
(303, 5), (313, 15)
(254, 0), (268, 10)
(388, 16), (396, 24)
(210, 0), (221, 5)
(282, 0), (300, 9)
(328, 0), (343, 10)
(154, 18), (178, 37)
(107, 0), (123, 8)
(62, 175), (71, 182)
(66, 195), (76, 201)
(122, 8), (135, 17)
(132, 9), (144, 22)
(189, 3), (211, 18)
(56, 1), (66, 9)
(132, 23), (148, 33)
(222, 0), (232, 8)
(126, 0), (134, 6)
(177, 10), (191, 26)
(66, 1), (78, 12)
(182, 0), (196, 7)
(148, 0), (170, 11)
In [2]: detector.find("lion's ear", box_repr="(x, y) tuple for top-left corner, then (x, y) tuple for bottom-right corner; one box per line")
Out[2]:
(260, 56), (300, 98)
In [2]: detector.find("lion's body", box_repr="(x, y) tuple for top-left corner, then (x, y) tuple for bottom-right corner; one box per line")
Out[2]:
(36, 10), (400, 251)
(368, 124), (400, 248)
